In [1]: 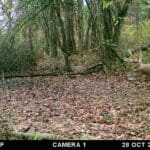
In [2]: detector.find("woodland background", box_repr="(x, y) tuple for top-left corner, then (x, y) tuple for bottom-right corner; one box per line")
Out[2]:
(0, 0), (150, 140)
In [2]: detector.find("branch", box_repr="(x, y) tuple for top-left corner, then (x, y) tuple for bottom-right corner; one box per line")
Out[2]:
(9, 131), (63, 140)
(0, 115), (64, 140)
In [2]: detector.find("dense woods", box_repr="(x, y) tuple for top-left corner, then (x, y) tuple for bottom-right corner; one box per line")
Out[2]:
(0, 0), (150, 141)
(0, 0), (149, 74)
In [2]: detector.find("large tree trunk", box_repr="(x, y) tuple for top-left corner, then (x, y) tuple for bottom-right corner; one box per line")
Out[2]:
(102, 5), (116, 64)
(64, 0), (76, 54)
(53, 0), (72, 72)
(101, 0), (132, 66)
(76, 0), (84, 50)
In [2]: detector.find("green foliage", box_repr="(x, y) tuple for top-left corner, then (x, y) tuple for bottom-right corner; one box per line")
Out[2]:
(138, 0), (150, 10)
(80, 133), (90, 140)
(27, 134), (43, 140)
(102, 113), (114, 124)
(0, 132), (24, 140)
(120, 20), (150, 50)
(0, 132), (43, 140)
(0, 37), (37, 73)
(102, 1), (113, 9)
(143, 51), (150, 63)
(103, 39), (116, 48)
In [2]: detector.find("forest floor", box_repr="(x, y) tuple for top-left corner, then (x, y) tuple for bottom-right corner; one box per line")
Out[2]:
(0, 73), (150, 140)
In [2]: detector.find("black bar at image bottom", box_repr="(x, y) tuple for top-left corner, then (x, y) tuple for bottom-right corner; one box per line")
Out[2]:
(0, 140), (150, 150)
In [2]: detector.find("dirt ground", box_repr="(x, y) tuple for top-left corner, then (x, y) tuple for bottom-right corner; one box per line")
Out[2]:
(0, 73), (150, 140)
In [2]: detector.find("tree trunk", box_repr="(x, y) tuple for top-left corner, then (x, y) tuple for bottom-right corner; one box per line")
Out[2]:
(101, 0), (132, 66)
(53, 0), (72, 72)
(76, 0), (84, 50)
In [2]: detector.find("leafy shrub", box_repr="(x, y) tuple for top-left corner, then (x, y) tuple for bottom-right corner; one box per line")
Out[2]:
(121, 20), (150, 50)
(0, 38), (37, 73)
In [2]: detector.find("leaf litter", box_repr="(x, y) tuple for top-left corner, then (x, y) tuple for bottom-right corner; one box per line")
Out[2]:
(0, 73), (150, 139)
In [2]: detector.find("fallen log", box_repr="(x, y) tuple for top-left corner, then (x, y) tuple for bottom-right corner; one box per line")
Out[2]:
(0, 116), (65, 140)
(8, 131), (64, 140)
(1, 63), (104, 79)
